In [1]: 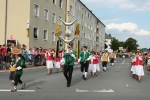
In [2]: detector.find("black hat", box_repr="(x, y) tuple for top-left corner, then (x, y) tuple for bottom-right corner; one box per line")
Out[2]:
(83, 45), (87, 49)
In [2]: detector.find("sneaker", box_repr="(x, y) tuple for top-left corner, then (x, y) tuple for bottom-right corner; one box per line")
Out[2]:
(84, 77), (87, 80)
(11, 89), (17, 92)
(21, 83), (26, 89)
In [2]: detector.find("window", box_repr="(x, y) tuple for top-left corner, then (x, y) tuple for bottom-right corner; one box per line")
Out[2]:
(43, 30), (48, 40)
(52, 13), (56, 23)
(59, 16), (62, 25)
(85, 10), (86, 15)
(34, 4), (39, 16)
(53, 0), (56, 4)
(82, 14), (84, 20)
(59, 0), (63, 8)
(70, 5), (73, 15)
(77, 17), (81, 23)
(78, 3), (81, 11)
(85, 22), (87, 27)
(44, 9), (48, 20)
(33, 27), (39, 39)
(52, 32), (55, 41)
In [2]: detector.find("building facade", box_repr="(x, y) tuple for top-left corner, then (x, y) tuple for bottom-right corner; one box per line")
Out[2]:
(105, 34), (113, 52)
(0, 0), (105, 51)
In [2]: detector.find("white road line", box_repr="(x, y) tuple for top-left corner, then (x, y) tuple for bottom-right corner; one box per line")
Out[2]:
(76, 89), (114, 93)
(0, 89), (35, 92)
(122, 60), (126, 64)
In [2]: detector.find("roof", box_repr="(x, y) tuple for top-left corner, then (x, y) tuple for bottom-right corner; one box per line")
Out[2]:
(78, 0), (106, 27)
(105, 34), (113, 39)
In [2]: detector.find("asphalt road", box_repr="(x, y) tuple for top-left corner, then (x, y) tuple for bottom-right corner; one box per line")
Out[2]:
(0, 58), (150, 100)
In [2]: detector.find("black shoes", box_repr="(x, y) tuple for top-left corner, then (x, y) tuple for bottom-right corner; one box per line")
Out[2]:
(82, 75), (84, 79)
(84, 77), (87, 80)
(21, 83), (26, 89)
(11, 89), (17, 92)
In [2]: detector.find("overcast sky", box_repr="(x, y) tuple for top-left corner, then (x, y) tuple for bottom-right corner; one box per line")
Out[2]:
(81, 0), (150, 48)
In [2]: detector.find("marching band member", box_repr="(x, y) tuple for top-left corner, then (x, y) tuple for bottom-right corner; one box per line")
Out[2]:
(79, 46), (90, 80)
(61, 44), (76, 87)
(101, 50), (109, 72)
(46, 48), (54, 75)
(110, 52), (115, 67)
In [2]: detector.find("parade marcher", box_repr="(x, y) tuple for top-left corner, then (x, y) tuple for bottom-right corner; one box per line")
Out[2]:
(95, 52), (100, 76)
(79, 45), (90, 80)
(11, 49), (26, 92)
(9, 56), (16, 85)
(88, 51), (96, 77)
(133, 52), (144, 82)
(46, 48), (54, 75)
(55, 51), (61, 73)
(147, 52), (150, 71)
(110, 52), (115, 67)
(101, 50), (109, 72)
(61, 44), (76, 87)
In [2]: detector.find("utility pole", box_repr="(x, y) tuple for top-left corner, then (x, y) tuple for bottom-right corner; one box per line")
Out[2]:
(4, 0), (8, 44)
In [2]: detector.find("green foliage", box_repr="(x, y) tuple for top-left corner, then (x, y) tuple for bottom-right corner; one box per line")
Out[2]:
(110, 38), (122, 51)
(124, 37), (139, 52)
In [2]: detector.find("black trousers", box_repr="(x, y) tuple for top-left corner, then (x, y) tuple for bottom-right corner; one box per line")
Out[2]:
(14, 75), (22, 86)
(102, 62), (107, 67)
(63, 65), (74, 86)
(9, 71), (15, 80)
(80, 62), (89, 72)
(110, 59), (114, 63)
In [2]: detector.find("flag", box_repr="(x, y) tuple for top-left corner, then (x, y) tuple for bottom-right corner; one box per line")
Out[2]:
(55, 23), (60, 36)
(75, 23), (80, 36)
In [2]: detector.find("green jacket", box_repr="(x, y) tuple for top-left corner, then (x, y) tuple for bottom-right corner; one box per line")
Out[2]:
(15, 58), (25, 75)
(80, 51), (90, 62)
(63, 51), (76, 66)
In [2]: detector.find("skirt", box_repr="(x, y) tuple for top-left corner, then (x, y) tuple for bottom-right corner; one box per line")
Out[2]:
(131, 66), (136, 74)
(55, 62), (60, 68)
(89, 64), (96, 73)
(96, 64), (100, 71)
(46, 60), (54, 69)
(134, 65), (144, 76)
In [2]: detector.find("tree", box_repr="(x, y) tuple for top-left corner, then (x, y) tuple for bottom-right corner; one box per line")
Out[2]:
(110, 38), (121, 51)
(124, 37), (139, 52)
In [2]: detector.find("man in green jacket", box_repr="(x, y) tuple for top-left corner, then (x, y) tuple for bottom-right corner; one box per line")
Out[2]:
(11, 54), (26, 92)
(62, 45), (76, 87)
(79, 46), (90, 80)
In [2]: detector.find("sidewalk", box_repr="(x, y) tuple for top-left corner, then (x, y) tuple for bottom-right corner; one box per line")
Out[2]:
(0, 66), (46, 73)
(0, 64), (80, 73)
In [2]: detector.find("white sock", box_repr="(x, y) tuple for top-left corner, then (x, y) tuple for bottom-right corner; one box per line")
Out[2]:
(85, 72), (87, 77)
(112, 63), (114, 66)
(104, 67), (106, 70)
(12, 80), (14, 83)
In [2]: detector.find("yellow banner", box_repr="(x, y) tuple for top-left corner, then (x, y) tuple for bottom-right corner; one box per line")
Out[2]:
(75, 23), (80, 36)
(55, 23), (60, 36)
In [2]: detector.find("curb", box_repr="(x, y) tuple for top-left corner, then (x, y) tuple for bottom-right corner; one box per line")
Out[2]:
(0, 66), (46, 73)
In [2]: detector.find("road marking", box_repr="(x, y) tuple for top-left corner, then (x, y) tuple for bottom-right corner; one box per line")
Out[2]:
(0, 89), (35, 92)
(76, 89), (114, 93)
(122, 60), (126, 64)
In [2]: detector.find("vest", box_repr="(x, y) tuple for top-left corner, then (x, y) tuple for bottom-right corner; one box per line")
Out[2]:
(102, 53), (108, 62)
